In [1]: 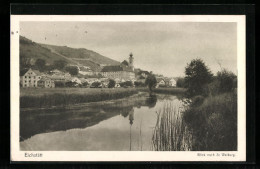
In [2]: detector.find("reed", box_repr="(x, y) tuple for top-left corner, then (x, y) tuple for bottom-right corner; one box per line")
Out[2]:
(152, 103), (192, 151)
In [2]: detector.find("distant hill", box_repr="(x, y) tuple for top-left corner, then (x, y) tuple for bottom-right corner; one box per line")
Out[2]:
(20, 36), (120, 71)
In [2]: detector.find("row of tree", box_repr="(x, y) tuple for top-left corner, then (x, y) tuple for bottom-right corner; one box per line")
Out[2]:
(143, 58), (237, 97)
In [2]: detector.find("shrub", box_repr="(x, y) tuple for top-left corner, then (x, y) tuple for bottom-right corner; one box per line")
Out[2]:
(120, 81), (133, 88)
(90, 81), (102, 88)
(216, 69), (237, 93)
(81, 81), (89, 88)
(65, 81), (78, 87)
(108, 79), (116, 88)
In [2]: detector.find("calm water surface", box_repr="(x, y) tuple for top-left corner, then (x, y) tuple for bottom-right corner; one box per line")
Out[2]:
(20, 92), (184, 151)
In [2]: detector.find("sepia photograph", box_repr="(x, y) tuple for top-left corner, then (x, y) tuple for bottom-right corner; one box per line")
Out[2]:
(11, 15), (246, 161)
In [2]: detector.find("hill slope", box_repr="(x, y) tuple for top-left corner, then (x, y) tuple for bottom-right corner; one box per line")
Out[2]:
(20, 36), (119, 71)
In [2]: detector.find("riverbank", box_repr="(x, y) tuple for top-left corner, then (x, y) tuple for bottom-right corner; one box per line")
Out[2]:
(137, 87), (186, 95)
(20, 87), (186, 108)
(20, 88), (138, 108)
(183, 92), (237, 151)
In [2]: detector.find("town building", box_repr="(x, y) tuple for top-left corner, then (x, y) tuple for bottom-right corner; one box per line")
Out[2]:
(156, 77), (166, 88)
(49, 70), (71, 81)
(38, 77), (55, 88)
(168, 78), (177, 87)
(20, 68), (43, 87)
(101, 53), (135, 80)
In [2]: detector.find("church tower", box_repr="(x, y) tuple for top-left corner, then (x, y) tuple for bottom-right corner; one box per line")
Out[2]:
(129, 52), (134, 71)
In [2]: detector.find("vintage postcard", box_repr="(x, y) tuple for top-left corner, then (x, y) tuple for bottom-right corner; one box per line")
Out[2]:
(11, 15), (246, 162)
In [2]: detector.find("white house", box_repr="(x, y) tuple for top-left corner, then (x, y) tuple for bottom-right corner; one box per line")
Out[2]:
(169, 78), (177, 87)
(20, 68), (43, 87)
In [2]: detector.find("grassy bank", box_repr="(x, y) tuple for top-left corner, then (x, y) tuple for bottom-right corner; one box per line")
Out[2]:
(183, 92), (237, 151)
(20, 88), (138, 108)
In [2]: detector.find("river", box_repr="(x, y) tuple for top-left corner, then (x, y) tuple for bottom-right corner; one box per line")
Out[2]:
(20, 92), (186, 151)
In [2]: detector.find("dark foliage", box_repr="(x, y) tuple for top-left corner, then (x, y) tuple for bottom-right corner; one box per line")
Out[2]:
(53, 60), (68, 70)
(120, 81), (133, 88)
(216, 69), (237, 93)
(90, 81), (102, 88)
(185, 59), (213, 97)
(176, 77), (186, 88)
(108, 79), (116, 88)
(54, 81), (65, 88)
(134, 81), (145, 87)
(81, 82), (89, 88)
(35, 58), (46, 71)
(145, 74), (157, 92)
(65, 66), (79, 76)
(65, 81), (78, 87)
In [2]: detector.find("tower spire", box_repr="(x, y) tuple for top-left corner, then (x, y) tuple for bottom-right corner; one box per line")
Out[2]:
(129, 52), (134, 71)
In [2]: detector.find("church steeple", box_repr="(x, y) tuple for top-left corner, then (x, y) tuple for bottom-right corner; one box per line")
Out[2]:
(129, 52), (134, 71)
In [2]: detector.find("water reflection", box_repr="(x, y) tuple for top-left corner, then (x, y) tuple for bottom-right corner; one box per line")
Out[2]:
(145, 94), (157, 108)
(20, 93), (183, 151)
(129, 109), (134, 150)
(20, 92), (157, 141)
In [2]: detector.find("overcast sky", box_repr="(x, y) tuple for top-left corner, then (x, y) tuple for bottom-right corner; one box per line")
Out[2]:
(20, 22), (237, 77)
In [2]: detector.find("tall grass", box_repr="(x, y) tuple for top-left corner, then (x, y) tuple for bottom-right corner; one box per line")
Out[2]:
(183, 92), (237, 151)
(20, 88), (138, 108)
(152, 103), (192, 151)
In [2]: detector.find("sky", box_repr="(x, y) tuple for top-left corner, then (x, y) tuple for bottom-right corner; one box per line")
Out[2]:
(20, 22), (237, 77)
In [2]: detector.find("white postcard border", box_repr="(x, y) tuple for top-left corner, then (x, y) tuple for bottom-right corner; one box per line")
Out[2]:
(10, 15), (246, 162)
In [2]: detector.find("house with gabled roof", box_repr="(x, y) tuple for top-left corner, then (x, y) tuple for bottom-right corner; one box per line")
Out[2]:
(38, 77), (55, 88)
(20, 68), (43, 87)
(155, 77), (166, 88)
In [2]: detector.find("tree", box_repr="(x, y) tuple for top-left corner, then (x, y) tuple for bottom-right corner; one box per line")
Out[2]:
(82, 81), (89, 88)
(185, 59), (213, 96)
(53, 60), (67, 70)
(35, 59), (46, 71)
(108, 79), (116, 88)
(65, 66), (79, 76)
(145, 74), (157, 92)
(216, 69), (237, 93)
(176, 77), (186, 88)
